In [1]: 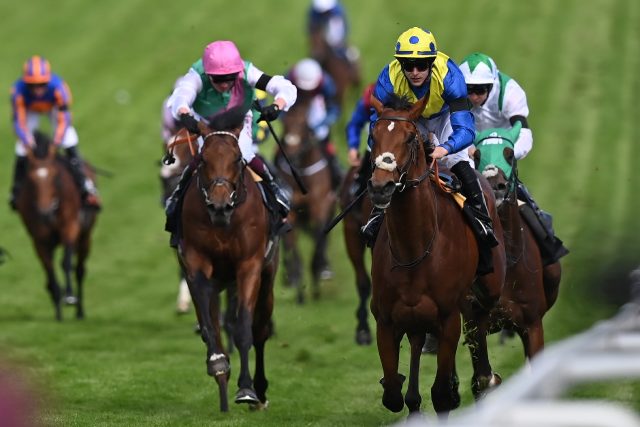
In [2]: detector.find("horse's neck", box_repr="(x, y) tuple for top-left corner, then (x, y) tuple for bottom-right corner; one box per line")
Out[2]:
(500, 197), (525, 251)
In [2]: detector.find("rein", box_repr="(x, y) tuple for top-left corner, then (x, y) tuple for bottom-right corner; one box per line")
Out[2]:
(164, 128), (199, 165)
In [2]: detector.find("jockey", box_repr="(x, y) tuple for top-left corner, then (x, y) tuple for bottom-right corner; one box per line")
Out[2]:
(363, 27), (499, 269)
(345, 82), (375, 193)
(286, 58), (343, 189)
(460, 52), (569, 264)
(9, 55), (100, 209)
(307, 0), (359, 65)
(164, 40), (297, 243)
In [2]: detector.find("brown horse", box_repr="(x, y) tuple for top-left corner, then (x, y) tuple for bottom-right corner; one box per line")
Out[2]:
(276, 91), (337, 304)
(16, 131), (99, 321)
(177, 106), (278, 412)
(339, 165), (373, 345)
(473, 128), (562, 359)
(309, 30), (360, 107)
(367, 94), (506, 415)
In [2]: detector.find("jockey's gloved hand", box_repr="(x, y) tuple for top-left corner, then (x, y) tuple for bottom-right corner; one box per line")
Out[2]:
(259, 104), (281, 122)
(179, 113), (200, 134)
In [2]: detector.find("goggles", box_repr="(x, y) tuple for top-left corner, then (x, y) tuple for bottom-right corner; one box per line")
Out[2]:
(399, 58), (434, 72)
(466, 84), (492, 95)
(208, 73), (238, 83)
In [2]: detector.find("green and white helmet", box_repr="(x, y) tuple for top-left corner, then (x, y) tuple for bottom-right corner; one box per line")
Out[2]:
(459, 52), (498, 85)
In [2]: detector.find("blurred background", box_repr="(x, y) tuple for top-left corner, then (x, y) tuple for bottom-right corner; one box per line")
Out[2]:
(0, 0), (638, 425)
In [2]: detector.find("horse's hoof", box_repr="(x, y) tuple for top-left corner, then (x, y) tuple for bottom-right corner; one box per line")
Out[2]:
(319, 268), (334, 281)
(355, 329), (372, 345)
(64, 295), (78, 305)
(382, 391), (405, 413)
(489, 372), (502, 387)
(235, 388), (259, 405)
(249, 400), (269, 411)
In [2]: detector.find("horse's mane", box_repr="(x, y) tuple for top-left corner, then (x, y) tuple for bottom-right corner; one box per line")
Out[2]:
(33, 131), (52, 159)
(382, 93), (414, 111)
(207, 104), (250, 132)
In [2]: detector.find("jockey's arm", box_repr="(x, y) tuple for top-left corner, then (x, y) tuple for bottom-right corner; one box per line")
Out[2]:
(502, 79), (532, 160)
(168, 69), (203, 118)
(52, 81), (72, 146)
(438, 61), (475, 156)
(11, 89), (34, 147)
(246, 63), (297, 112)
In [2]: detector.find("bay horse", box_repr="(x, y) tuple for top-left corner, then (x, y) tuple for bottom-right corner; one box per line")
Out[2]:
(276, 90), (336, 304)
(367, 94), (506, 415)
(473, 127), (562, 359)
(309, 29), (360, 107)
(16, 131), (99, 321)
(339, 165), (373, 345)
(177, 106), (278, 412)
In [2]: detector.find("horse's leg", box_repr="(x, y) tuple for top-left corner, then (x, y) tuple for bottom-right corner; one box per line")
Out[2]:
(34, 240), (62, 321)
(522, 320), (545, 360)
(344, 220), (371, 345)
(74, 231), (92, 320)
(233, 260), (263, 405)
(310, 223), (330, 300)
(542, 261), (562, 310)
(431, 312), (461, 417)
(376, 321), (405, 413)
(60, 243), (77, 305)
(223, 288), (237, 354)
(282, 228), (304, 302)
(250, 266), (276, 409)
(405, 332), (426, 413)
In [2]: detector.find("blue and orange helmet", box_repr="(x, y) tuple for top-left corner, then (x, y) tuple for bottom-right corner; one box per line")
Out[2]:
(22, 55), (52, 84)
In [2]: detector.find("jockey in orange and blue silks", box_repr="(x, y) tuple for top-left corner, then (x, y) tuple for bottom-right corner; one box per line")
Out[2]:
(364, 27), (498, 265)
(9, 55), (100, 209)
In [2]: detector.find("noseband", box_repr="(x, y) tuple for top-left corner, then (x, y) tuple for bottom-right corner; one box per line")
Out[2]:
(197, 131), (246, 208)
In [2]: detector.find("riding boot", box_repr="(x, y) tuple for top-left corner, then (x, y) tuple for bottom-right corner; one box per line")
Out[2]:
(321, 141), (344, 190)
(452, 161), (498, 276)
(360, 206), (385, 248)
(248, 156), (291, 234)
(9, 156), (27, 210)
(65, 147), (101, 208)
(517, 182), (569, 264)
(164, 161), (196, 244)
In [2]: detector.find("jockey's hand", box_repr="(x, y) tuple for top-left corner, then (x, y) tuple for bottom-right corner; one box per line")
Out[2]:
(259, 104), (281, 122)
(348, 148), (361, 167)
(179, 113), (200, 134)
(432, 146), (449, 160)
(468, 146), (477, 158)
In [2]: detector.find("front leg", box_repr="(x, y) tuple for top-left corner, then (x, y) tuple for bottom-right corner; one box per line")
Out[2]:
(377, 320), (404, 413)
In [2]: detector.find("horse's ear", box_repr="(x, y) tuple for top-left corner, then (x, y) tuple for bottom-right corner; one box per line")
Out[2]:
(473, 148), (482, 168)
(370, 95), (383, 115)
(503, 147), (515, 165)
(409, 94), (428, 120)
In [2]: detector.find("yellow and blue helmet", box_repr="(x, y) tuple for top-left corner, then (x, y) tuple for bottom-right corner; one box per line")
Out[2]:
(394, 27), (438, 59)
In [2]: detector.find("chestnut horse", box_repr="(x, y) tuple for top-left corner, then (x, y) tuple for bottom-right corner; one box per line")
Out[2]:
(276, 91), (336, 304)
(16, 131), (99, 321)
(367, 94), (506, 414)
(474, 126), (562, 359)
(177, 106), (278, 412)
(309, 30), (360, 107)
(339, 165), (373, 345)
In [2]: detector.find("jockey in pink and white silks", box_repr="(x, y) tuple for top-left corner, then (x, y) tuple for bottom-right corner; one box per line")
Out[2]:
(164, 40), (297, 245)
(363, 27), (498, 273)
(461, 52), (568, 264)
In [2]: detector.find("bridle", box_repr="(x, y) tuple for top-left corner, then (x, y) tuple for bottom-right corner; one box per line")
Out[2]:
(197, 130), (246, 209)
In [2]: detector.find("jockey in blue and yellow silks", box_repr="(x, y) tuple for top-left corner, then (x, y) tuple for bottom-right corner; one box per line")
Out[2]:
(9, 55), (100, 209)
(363, 27), (498, 272)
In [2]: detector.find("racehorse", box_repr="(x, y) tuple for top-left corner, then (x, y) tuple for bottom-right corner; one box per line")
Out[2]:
(276, 90), (336, 304)
(339, 165), (373, 345)
(176, 105), (278, 412)
(309, 29), (360, 107)
(16, 131), (99, 321)
(473, 127), (562, 359)
(367, 94), (505, 414)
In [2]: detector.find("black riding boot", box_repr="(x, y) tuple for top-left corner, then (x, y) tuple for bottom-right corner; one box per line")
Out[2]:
(517, 182), (569, 264)
(452, 161), (498, 276)
(65, 147), (100, 207)
(249, 157), (291, 234)
(9, 156), (27, 210)
(165, 161), (196, 239)
(360, 206), (385, 248)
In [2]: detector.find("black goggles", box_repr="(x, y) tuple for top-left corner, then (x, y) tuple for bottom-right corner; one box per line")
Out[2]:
(209, 73), (238, 83)
(399, 58), (434, 72)
(466, 84), (492, 95)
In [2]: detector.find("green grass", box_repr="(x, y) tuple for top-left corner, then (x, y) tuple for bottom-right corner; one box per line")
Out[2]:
(0, 0), (638, 425)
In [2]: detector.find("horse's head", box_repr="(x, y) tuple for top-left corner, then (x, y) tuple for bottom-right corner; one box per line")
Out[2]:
(367, 94), (429, 208)
(473, 125), (520, 207)
(281, 92), (314, 161)
(25, 131), (60, 221)
(198, 106), (247, 227)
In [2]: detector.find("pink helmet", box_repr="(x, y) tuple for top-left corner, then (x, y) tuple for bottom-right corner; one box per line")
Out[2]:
(203, 41), (244, 75)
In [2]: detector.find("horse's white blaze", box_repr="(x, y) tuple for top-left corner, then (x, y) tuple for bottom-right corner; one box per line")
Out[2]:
(284, 133), (301, 146)
(375, 152), (397, 172)
(482, 164), (499, 178)
(36, 168), (49, 179)
(387, 122), (395, 132)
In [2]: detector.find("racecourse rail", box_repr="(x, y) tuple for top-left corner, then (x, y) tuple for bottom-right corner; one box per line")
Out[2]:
(399, 267), (640, 427)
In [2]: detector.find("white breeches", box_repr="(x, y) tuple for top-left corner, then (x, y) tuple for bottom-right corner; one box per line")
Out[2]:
(15, 111), (78, 156)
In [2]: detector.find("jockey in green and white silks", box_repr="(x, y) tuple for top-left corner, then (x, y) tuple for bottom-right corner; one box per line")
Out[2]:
(459, 52), (532, 160)
(364, 27), (498, 273)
